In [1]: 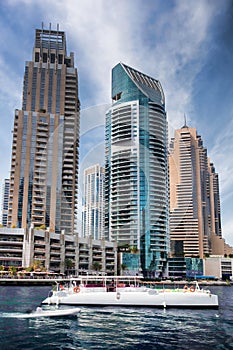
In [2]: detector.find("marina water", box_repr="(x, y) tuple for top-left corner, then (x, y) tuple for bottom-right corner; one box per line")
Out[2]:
(0, 285), (233, 349)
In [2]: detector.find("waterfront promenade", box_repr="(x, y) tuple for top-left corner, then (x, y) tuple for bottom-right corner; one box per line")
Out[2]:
(0, 276), (232, 286)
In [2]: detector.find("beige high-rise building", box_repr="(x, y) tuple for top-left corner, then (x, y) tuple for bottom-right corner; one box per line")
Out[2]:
(169, 124), (222, 258)
(8, 25), (80, 233)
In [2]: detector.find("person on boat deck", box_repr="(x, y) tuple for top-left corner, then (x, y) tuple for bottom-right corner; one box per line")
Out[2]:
(183, 285), (188, 290)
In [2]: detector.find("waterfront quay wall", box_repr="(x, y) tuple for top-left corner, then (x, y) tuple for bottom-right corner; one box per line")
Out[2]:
(0, 277), (62, 286)
(0, 277), (231, 286)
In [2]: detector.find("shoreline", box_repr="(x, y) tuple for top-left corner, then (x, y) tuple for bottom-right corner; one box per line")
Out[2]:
(0, 278), (232, 287)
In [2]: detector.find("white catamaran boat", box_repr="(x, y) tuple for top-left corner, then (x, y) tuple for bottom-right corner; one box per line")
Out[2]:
(42, 276), (219, 309)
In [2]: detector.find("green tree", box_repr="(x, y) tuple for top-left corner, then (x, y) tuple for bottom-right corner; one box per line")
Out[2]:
(130, 246), (139, 254)
(35, 225), (46, 230)
(9, 266), (17, 276)
(25, 266), (33, 272)
(64, 258), (75, 275)
(121, 264), (128, 273)
(32, 259), (43, 271)
(92, 261), (101, 272)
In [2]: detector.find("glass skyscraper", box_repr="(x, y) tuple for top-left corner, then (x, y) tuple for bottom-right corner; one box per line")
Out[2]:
(105, 63), (169, 277)
(1, 179), (10, 227)
(8, 26), (80, 233)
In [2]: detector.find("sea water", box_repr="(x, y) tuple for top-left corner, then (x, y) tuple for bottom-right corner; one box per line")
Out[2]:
(0, 285), (232, 349)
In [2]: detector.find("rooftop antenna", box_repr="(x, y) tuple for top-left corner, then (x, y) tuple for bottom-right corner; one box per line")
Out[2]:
(183, 113), (188, 128)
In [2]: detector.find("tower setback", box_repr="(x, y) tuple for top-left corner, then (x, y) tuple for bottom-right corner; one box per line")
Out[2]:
(169, 125), (222, 258)
(8, 27), (80, 233)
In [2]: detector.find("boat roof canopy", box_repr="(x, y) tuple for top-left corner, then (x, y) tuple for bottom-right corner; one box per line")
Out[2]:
(69, 275), (143, 281)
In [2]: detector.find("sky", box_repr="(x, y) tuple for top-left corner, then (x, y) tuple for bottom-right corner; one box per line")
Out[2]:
(0, 0), (233, 245)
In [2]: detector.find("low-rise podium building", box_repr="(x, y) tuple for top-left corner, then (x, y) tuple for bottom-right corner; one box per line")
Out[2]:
(0, 227), (117, 275)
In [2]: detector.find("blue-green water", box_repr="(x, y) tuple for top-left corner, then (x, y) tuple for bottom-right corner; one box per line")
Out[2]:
(0, 285), (233, 349)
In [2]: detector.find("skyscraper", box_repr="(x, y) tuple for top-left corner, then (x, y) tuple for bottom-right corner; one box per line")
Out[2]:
(1, 179), (10, 227)
(208, 160), (222, 238)
(105, 63), (169, 277)
(169, 124), (222, 258)
(8, 25), (80, 233)
(82, 164), (105, 239)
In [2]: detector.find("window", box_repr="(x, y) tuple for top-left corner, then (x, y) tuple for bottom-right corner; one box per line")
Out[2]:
(35, 52), (40, 62)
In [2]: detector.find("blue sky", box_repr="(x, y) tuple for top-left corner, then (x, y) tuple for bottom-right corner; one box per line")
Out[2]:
(0, 0), (233, 245)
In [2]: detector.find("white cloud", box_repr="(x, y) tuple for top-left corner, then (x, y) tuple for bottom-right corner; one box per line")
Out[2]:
(28, 0), (221, 137)
(0, 54), (22, 182)
(209, 117), (233, 195)
(221, 218), (233, 247)
(208, 115), (233, 244)
(0, 56), (21, 109)
(1, 0), (232, 244)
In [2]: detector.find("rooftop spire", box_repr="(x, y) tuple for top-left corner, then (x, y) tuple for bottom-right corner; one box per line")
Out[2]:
(182, 113), (188, 128)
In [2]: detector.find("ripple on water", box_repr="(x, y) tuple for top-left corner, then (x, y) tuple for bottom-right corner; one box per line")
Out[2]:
(0, 286), (233, 349)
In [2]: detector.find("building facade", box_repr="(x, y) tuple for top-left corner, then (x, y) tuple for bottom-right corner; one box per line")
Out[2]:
(82, 164), (105, 240)
(105, 63), (169, 277)
(167, 257), (203, 279)
(0, 228), (24, 267)
(204, 256), (233, 280)
(8, 26), (80, 233)
(169, 125), (222, 258)
(0, 227), (117, 275)
(1, 179), (10, 227)
(208, 160), (222, 237)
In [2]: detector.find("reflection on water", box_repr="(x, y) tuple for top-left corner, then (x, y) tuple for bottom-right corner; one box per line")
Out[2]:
(0, 286), (233, 349)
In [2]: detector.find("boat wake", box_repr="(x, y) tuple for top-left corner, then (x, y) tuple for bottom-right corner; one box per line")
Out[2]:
(0, 306), (81, 319)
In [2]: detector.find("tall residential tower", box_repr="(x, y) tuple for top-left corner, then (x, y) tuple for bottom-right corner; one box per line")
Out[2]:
(169, 124), (222, 258)
(82, 164), (105, 240)
(8, 26), (80, 233)
(105, 63), (169, 277)
(1, 179), (10, 227)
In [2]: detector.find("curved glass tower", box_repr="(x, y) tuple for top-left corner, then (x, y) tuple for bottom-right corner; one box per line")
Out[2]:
(105, 63), (169, 277)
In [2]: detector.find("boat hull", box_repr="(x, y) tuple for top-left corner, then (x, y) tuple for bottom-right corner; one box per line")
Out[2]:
(42, 289), (218, 309)
(11, 307), (81, 318)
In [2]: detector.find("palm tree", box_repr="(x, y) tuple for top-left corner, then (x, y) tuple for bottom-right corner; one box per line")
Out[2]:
(9, 266), (17, 276)
(64, 258), (75, 275)
(130, 246), (139, 254)
(32, 259), (43, 271)
(92, 261), (101, 273)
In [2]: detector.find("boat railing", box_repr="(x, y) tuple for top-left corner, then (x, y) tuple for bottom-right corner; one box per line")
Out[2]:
(81, 287), (106, 293)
